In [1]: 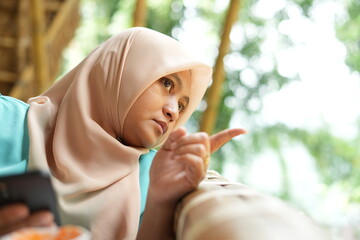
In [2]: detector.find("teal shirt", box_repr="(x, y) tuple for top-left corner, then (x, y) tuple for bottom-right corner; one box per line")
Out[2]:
(138, 149), (156, 222)
(0, 95), (156, 221)
(0, 94), (29, 176)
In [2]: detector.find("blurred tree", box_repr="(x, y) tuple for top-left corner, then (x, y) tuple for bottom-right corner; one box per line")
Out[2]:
(146, 0), (184, 36)
(337, 0), (360, 73)
(191, 0), (360, 213)
(199, 0), (241, 134)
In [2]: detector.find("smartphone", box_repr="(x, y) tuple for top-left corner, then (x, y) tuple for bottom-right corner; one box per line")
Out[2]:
(0, 171), (61, 225)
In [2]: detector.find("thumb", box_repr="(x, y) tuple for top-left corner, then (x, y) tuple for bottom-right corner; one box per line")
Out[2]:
(161, 127), (187, 150)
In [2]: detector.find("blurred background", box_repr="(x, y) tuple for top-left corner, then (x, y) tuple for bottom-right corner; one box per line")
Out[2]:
(1, 0), (359, 239)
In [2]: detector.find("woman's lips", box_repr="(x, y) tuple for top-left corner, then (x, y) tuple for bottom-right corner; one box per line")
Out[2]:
(154, 120), (168, 134)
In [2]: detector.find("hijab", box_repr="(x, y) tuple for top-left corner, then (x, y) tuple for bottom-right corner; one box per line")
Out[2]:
(27, 27), (212, 239)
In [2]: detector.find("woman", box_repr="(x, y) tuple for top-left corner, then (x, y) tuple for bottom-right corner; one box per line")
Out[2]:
(0, 27), (244, 239)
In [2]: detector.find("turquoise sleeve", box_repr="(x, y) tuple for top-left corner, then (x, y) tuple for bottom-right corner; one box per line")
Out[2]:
(0, 95), (29, 176)
(138, 149), (157, 224)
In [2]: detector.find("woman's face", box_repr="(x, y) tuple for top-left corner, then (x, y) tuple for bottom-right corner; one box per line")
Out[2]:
(122, 70), (192, 148)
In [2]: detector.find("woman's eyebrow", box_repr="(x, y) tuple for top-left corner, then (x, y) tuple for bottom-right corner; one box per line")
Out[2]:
(183, 96), (190, 106)
(171, 73), (183, 90)
(170, 73), (189, 106)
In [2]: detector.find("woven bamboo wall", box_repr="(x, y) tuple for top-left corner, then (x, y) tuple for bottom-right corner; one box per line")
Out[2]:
(0, 0), (80, 101)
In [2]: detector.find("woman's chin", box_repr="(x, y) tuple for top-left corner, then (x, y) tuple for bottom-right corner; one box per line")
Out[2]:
(144, 135), (167, 149)
(137, 136), (160, 149)
(123, 129), (166, 149)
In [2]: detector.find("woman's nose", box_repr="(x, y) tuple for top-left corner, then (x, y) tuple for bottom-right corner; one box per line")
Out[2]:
(163, 99), (179, 122)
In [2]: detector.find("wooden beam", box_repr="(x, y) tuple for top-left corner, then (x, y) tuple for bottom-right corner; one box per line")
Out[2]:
(0, 70), (17, 82)
(17, 0), (30, 72)
(0, 0), (17, 9)
(46, 0), (78, 44)
(0, 37), (15, 48)
(199, 0), (241, 134)
(45, 1), (62, 12)
(9, 65), (33, 100)
(31, 0), (49, 94)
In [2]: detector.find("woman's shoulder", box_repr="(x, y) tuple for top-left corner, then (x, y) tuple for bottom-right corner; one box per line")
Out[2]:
(0, 94), (29, 113)
(0, 94), (29, 176)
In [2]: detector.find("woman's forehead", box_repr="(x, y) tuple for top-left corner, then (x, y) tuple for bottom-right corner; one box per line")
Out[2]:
(166, 70), (190, 84)
(167, 70), (191, 82)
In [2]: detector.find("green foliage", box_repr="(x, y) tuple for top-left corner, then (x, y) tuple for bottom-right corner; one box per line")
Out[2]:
(292, 0), (314, 16)
(226, 122), (360, 204)
(290, 128), (359, 185)
(336, 0), (360, 72)
(146, 0), (184, 36)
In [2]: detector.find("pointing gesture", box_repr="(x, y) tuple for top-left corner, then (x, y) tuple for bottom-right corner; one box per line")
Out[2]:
(210, 128), (246, 153)
(148, 127), (246, 206)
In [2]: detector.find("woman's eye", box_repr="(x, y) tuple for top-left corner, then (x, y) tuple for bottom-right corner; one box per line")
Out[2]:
(178, 103), (185, 112)
(163, 78), (173, 91)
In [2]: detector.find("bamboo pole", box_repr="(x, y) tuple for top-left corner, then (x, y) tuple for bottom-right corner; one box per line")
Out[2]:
(46, 0), (79, 44)
(133, 0), (147, 27)
(9, 65), (34, 99)
(199, 0), (241, 134)
(6, 0), (32, 101)
(0, 71), (17, 82)
(46, 0), (80, 82)
(31, 0), (49, 94)
(17, 0), (29, 76)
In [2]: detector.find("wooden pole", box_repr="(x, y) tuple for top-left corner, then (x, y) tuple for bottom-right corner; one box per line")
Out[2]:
(31, 0), (49, 94)
(9, 66), (33, 99)
(15, 0), (31, 100)
(46, 0), (80, 82)
(199, 0), (241, 134)
(133, 0), (147, 27)
(46, 0), (79, 44)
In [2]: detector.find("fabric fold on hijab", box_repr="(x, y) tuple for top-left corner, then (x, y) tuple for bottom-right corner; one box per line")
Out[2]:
(27, 27), (212, 239)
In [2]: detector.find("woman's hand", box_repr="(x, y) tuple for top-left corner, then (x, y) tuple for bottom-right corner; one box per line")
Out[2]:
(137, 127), (246, 240)
(0, 203), (55, 236)
(148, 127), (246, 206)
(140, 128), (211, 239)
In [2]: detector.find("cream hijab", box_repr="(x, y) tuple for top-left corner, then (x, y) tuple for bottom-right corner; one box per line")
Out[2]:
(27, 27), (212, 239)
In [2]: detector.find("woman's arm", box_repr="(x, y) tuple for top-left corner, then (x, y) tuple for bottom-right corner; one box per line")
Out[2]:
(137, 192), (177, 239)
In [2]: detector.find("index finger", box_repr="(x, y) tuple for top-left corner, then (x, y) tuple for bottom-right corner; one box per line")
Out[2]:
(210, 128), (246, 154)
(161, 127), (187, 150)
